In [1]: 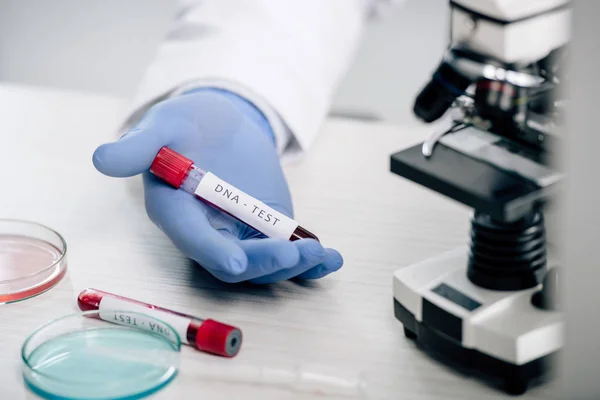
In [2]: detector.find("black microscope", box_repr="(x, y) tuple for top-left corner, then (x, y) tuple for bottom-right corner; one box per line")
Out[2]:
(391, 0), (570, 395)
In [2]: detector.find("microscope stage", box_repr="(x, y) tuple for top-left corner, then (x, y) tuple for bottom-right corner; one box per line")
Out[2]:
(390, 143), (551, 222)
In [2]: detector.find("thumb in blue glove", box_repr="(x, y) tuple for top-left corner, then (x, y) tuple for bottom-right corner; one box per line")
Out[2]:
(92, 89), (343, 283)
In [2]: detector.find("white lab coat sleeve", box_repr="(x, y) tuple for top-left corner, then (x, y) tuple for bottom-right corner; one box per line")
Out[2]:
(125, 0), (390, 155)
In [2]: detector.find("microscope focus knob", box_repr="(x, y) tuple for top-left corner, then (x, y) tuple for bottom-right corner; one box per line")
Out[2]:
(532, 268), (560, 311)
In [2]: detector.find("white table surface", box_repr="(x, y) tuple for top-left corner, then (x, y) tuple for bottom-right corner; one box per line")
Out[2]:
(0, 84), (559, 400)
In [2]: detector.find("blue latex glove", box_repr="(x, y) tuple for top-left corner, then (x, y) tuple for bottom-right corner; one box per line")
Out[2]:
(92, 89), (343, 283)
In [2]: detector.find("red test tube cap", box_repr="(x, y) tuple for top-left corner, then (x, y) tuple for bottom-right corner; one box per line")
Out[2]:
(196, 319), (243, 357)
(150, 147), (194, 189)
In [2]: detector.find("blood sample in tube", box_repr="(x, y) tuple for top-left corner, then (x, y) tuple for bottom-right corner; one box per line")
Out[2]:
(77, 288), (242, 357)
(149, 147), (318, 241)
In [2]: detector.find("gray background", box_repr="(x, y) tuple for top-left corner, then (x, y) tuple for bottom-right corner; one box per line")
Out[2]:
(561, 1), (600, 399)
(0, 0), (447, 124)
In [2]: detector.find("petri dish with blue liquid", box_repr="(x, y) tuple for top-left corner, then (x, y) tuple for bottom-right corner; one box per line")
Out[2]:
(22, 309), (181, 400)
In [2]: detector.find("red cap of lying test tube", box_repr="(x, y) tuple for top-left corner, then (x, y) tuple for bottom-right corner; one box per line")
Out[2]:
(150, 147), (194, 188)
(195, 319), (243, 357)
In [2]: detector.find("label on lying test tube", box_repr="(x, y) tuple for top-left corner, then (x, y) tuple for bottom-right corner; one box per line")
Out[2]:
(195, 172), (299, 239)
(99, 296), (192, 345)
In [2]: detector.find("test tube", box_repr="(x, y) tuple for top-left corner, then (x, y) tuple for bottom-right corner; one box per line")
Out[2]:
(77, 288), (242, 357)
(149, 147), (318, 241)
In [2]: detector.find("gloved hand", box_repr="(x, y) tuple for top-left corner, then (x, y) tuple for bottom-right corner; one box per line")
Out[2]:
(92, 89), (343, 283)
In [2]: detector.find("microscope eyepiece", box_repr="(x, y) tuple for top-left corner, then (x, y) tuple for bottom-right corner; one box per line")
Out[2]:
(413, 61), (472, 123)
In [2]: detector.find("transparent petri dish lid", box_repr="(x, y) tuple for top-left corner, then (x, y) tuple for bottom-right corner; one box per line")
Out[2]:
(22, 309), (181, 400)
(0, 219), (67, 303)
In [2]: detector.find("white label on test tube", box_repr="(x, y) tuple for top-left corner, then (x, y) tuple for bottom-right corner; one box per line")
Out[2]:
(99, 296), (192, 345)
(195, 172), (299, 239)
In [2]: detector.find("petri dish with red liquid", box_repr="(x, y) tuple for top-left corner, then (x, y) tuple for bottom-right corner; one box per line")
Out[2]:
(0, 219), (67, 303)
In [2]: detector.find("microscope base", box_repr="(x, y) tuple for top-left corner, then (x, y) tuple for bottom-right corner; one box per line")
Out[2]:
(392, 248), (562, 395)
